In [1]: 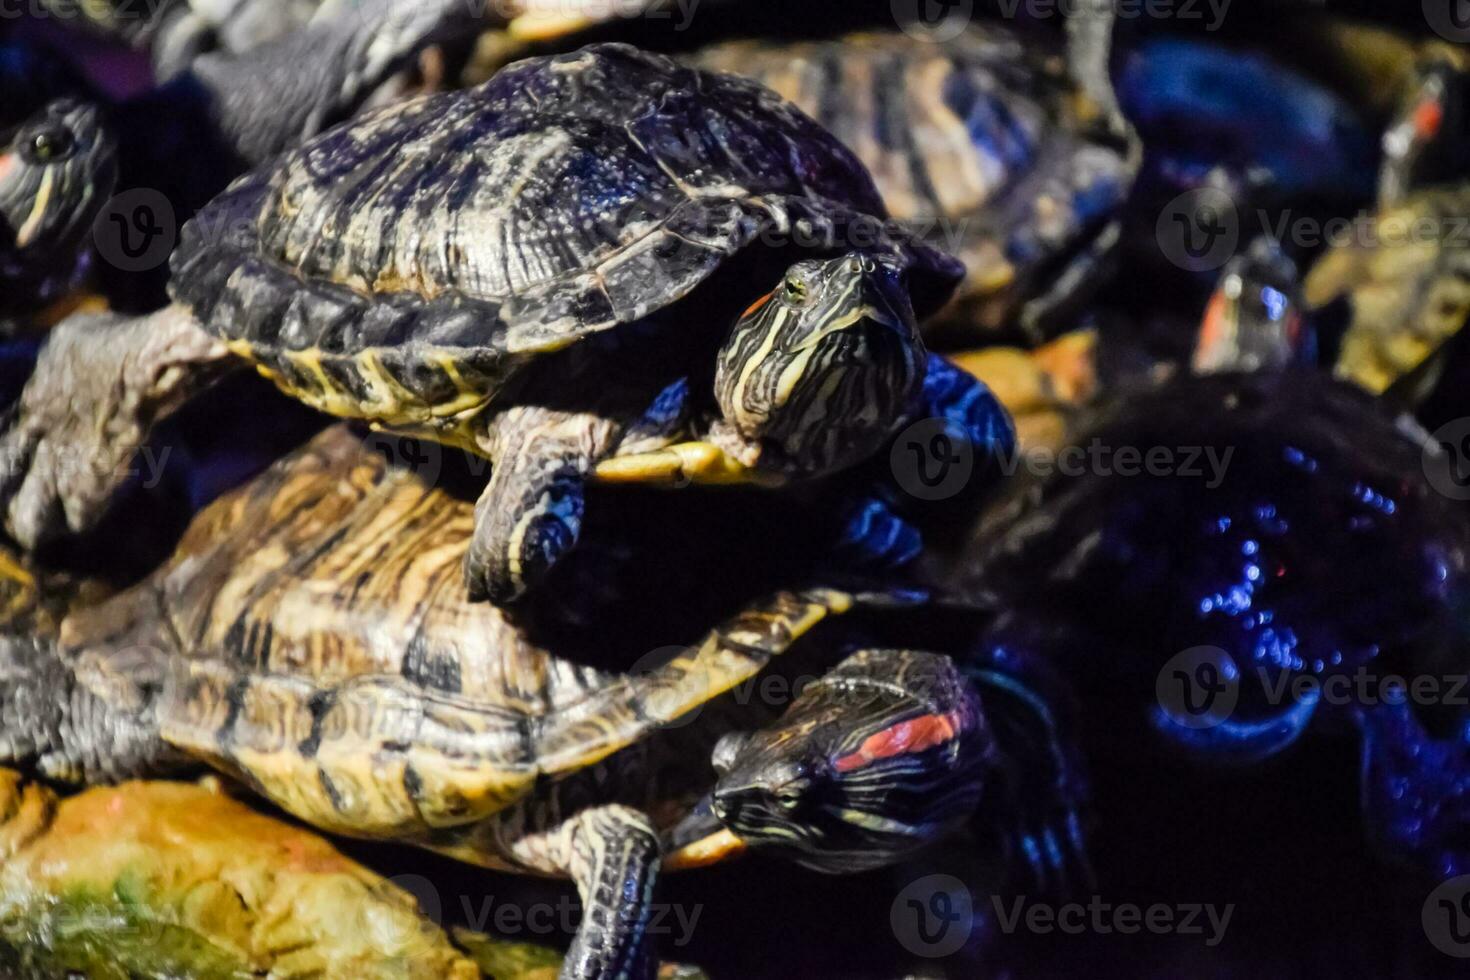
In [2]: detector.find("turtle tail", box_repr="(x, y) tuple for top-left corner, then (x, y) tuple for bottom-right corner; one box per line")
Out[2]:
(0, 620), (181, 786)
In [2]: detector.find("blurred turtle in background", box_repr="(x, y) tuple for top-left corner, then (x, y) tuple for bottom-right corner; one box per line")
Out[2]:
(921, 243), (1470, 885)
(0, 0), (498, 328)
(693, 7), (1139, 346)
(1305, 51), (1470, 402)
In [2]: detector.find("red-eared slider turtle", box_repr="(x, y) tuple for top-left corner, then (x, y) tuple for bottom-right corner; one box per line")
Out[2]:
(0, 43), (962, 605)
(0, 423), (1079, 979)
(690, 12), (1137, 344)
(1304, 54), (1470, 399)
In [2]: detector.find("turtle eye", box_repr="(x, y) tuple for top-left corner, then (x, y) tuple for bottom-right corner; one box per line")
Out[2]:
(26, 127), (75, 163)
(776, 787), (803, 811)
(782, 275), (809, 305)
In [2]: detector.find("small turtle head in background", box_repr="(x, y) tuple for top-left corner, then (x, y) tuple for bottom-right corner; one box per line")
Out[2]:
(0, 99), (116, 283)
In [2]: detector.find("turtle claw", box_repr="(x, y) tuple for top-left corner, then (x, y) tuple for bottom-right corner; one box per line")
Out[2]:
(470, 407), (622, 605)
(0, 308), (227, 551)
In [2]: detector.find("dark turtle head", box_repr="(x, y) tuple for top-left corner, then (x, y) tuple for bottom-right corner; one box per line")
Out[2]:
(710, 649), (989, 873)
(1192, 237), (1311, 375)
(0, 100), (117, 274)
(712, 253), (925, 480)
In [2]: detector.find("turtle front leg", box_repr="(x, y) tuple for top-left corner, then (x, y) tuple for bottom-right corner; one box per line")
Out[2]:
(0, 306), (231, 549)
(468, 407), (621, 604)
(507, 804), (661, 980)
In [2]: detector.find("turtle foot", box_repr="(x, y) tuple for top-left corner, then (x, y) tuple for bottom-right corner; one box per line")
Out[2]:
(468, 407), (621, 605)
(0, 306), (227, 550)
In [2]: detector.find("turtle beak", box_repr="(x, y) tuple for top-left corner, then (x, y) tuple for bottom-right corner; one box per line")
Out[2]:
(661, 794), (748, 870)
(591, 441), (788, 488)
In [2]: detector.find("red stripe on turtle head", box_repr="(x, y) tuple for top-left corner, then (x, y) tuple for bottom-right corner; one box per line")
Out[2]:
(1414, 99), (1445, 142)
(834, 711), (962, 773)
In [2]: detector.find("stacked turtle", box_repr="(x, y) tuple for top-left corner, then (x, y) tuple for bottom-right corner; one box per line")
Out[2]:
(3, 4), (1470, 978)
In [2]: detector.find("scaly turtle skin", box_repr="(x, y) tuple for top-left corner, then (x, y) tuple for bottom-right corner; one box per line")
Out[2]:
(0, 421), (1076, 980)
(691, 17), (1137, 344)
(0, 43), (962, 606)
(1305, 55), (1470, 400)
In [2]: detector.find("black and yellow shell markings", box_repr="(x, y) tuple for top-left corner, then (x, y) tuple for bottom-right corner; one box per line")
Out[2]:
(60, 426), (855, 848)
(165, 45), (952, 434)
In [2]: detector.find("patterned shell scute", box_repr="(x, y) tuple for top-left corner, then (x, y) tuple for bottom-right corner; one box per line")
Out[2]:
(173, 43), (894, 369)
(693, 29), (1067, 226)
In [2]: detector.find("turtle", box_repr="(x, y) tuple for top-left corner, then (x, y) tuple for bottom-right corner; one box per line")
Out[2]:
(1303, 51), (1470, 400)
(0, 43), (963, 606)
(0, 420), (1083, 980)
(689, 6), (1139, 345)
(0, 0), (496, 323)
(915, 247), (1470, 884)
(950, 234), (1315, 455)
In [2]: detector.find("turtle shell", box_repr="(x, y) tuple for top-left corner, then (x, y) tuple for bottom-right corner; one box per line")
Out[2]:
(169, 43), (959, 428)
(58, 425), (864, 848)
(1305, 185), (1470, 396)
(692, 29), (1135, 335)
